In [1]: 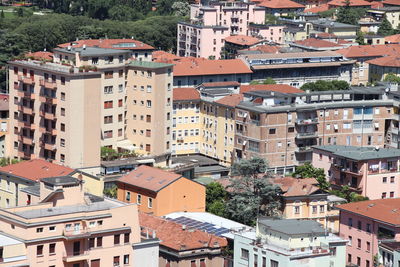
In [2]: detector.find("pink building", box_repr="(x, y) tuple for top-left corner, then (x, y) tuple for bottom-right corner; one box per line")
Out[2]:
(337, 198), (400, 267)
(312, 145), (400, 200)
(177, 1), (265, 59)
(248, 23), (286, 43)
(0, 176), (158, 267)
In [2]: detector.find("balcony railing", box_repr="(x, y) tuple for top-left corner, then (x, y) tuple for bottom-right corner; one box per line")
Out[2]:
(39, 127), (57, 136)
(17, 90), (35, 99)
(295, 146), (313, 153)
(296, 118), (318, 125)
(39, 95), (57, 105)
(40, 140), (57, 151)
(18, 75), (35, 85)
(296, 132), (317, 139)
(39, 79), (57, 89)
(62, 251), (89, 262)
(18, 105), (34, 115)
(18, 135), (34, 146)
(40, 110), (56, 120)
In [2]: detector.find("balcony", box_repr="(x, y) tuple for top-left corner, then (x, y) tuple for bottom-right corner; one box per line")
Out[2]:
(17, 90), (35, 99)
(18, 75), (35, 85)
(296, 118), (318, 125)
(368, 168), (398, 175)
(40, 110), (56, 120)
(17, 105), (34, 115)
(39, 127), (57, 136)
(342, 168), (363, 176)
(63, 228), (91, 240)
(17, 121), (36, 130)
(295, 146), (313, 153)
(18, 135), (34, 146)
(39, 95), (57, 105)
(17, 150), (34, 159)
(40, 140), (57, 151)
(62, 251), (89, 263)
(296, 132), (317, 139)
(39, 79), (57, 89)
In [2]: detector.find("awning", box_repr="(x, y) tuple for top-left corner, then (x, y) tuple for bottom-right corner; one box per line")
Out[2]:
(117, 139), (136, 151)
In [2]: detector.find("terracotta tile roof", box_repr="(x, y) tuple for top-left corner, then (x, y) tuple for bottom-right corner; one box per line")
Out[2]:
(336, 198), (400, 226)
(173, 58), (252, 76)
(117, 165), (182, 193)
(304, 3), (329, 12)
(58, 39), (154, 50)
(0, 159), (75, 181)
(294, 38), (343, 48)
(201, 81), (241, 87)
(215, 94), (244, 107)
(337, 39), (354, 45)
(139, 212), (228, 250)
(336, 44), (400, 58)
(225, 35), (262, 46)
(173, 87), (201, 101)
(272, 177), (321, 197)
(152, 50), (182, 63)
(315, 32), (337, 39)
(258, 0), (305, 9)
(242, 44), (281, 54)
(371, 0), (384, 8)
(366, 56), (400, 67)
(384, 0), (400, 6)
(240, 84), (303, 94)
(328, 0), (372, 7)
(385, 34), (400, 44)
(25, 51), (53, 61)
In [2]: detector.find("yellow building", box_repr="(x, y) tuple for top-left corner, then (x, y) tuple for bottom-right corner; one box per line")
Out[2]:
(0, 159), (104, 208)
(273, 177), (346, 233)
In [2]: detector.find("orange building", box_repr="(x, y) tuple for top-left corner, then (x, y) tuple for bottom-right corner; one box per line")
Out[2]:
(116, 165), (205, 216)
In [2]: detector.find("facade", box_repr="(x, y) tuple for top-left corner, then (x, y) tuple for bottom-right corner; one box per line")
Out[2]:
(248, 24), (285, 44)
(337, 198), (400, 267)
(240, 51), (354, 87)
(368, 56), (400, 82)
(0, 175), (158, 267)
(368, 7), (400, 30)
(116, 165), (206, 216)
(140, 212), (228, 267)
(234, 218), (347, 267)
(0, 94), (9, 158)
(0, 159), (104, 208)
(256, 0), (305, 16)
(313, 145), (400, 200)
(273, 176), (345, 233)
(223, 35), (265, 59)
(177, 1), (265, 59)
(379, 241), (400, 267)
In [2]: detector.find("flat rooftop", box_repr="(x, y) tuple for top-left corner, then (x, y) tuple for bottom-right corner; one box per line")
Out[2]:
(259, 218), (326, 236)
(313, 145), (400, 161)
(171, 154), (220, 167)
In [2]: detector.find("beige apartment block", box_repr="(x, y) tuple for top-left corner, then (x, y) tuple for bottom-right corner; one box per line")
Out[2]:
(125, 61), (173, 156)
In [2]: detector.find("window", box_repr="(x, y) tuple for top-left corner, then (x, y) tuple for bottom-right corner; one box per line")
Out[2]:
(312, 206), (317, 214)
(124, 233), (130, 243)
(104, 116), (113, 124)
(358, 221), (362, 230)
(366, 241), (370, 251)
(137, 194), (142, 204)
(391, 176), (395, 183)
(114, 234), (120, 245)
(348, 254), (352, 263)
(383, 177), (387, 183)
(49, 226), (56, 231)
(146, 129), (151, 137)
(294, 206), (300, 214)
(37, 245), (44, 256)
(104, 130), (113, 139)
(357, 238), (361, 249)
(382, 192), (387, 199)
(357, 257), (361, 266)
(348, 236), (352, 246)
(49, 243), (56, 254)
(145, 144), (151, 152)
(269, 128), (276, 134)
(366, 223), (371, 233)
(146, 115), (151, 122)
(61, 77), (65, 85)
(105, 71), (113, 79)
(270, 260), (279, 267)
(118, 84), (123, 92)
(148, 198), (153, 208)
(146, 85), (152, 93)
(104, 101), (113, 109)
(390, 191), (394, 198)
(60, 138), (65, 147)
(104, 86), (113, 94)
(241, 248), (249, 260)
(320, 205), (324, 213)
(114, 256), (120, 266)
(36, 227), (43, 233)
(60, 154), (65, 163)
(126, 192), (131, 202)
(61, 108), (65, 116)
(118, 129), (122, 137)
(146, 100), (152, 107)
(124, 254), (129, 265)
(118, 99), (123, 107)
(348, 218), (353, 227)
(89, 238), (95, 248)
(61, 92), (65, 101)
(61, 123), (65, 132)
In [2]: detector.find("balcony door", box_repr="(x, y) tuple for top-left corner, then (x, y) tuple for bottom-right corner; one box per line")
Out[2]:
(91, 259), (100, 267)
(73, 241), (80, 256)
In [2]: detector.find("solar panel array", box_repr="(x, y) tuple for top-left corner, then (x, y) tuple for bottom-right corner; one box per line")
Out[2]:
(167, 216), (230, 236)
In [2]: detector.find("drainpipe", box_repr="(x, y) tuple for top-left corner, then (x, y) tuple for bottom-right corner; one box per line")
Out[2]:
(285, 111), (289, 174)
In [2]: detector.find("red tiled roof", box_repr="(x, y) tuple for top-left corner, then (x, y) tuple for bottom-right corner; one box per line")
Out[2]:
(173, 87), (201, 101)
(371, 0), (384, 8)
(201, 81), (241, 87)
(215, 94), (244, 107)
(383, 0), (400, 6)
(173, 58), (252, 76)
(328, 0), (372, 7)
(336, 44), (400, 58)
(315, 32), (337, 39)
(225, 35), (262, 46)
(240, 44), (280, 54)
(139, 212), (228, 250)
(258, 0), (305, 9)
(272, 177), (320, 197)
(152, 50), (182, 63)
(294, 38), (343, 48)
(58, 39), (154, 50)
(25, 51), (53, 61)
(117, 165), (183, 193)
(304, 3), (329, 13)
(0, 159), (74, 181)
(240, 84), (303, 94)
(366, 56), (400, 67)
(336, 198), (400, 226)
(385, 34), (400, 44)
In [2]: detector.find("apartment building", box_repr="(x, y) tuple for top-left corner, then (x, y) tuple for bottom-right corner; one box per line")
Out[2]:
(368, 7), (400, 29)
(368, 56), (400, 82)
(234, 86), (392, 173)
(312, 145), (400, 200)
(0, 94), (9, 157)
(248, 24), (285, 44)
(116, 165), (206, 216)
(337, 198), (400, 267)
(234, 218), (347, 267)
(0, 175), (158, 267)
(240, 51), (354, 87)
(256, 0), (305, 16)
(273, 176), (345, 233)
(177, 1), (265, 59)
(289, 38), (347, 51)
(379, 241), (400, 267)
(0, 159), (104, 208)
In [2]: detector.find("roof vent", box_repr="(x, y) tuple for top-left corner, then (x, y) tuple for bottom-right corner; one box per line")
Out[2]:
(375, 146), (380, 151)
(67, 45), (71, 51)
(368, 203), (375, 208)
(83, 44), (86, 50)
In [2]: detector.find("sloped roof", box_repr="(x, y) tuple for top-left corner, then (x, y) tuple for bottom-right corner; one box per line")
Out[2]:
(304, 3), (329, 13)
(385, 34), (400, 43)
(152, 50), (182, 63)
(173, 87), (201, 101)
(201, 81), (241, 88)
(173, 58), (252, 76)
(240, 44), (280, 54)
(215, 94), (244, 107)
(337, 198), (400, 226)
(139, 212), (228, 251)
(25, 51), (53, 61)
(294, 38), (343, 48)
(117, 165), (183, 193)
(328, 0), (372, 7)
(225, 35), (261, 46)
(272, 177), (322, 197)
(366, 56), (400, 67)
(240, 84), (303, 94)
(258, 0), (305, 9)
(336, 44), (400, 58)
(384, 0), (400, 6)
(0, 159), (75, 181)
(58, 39), (154, 50)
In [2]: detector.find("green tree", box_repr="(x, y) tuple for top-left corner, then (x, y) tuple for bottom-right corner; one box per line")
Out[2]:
(378, 16), (395, 36)
(293, 163), (330, 191)
(206, 182), (227, 216)
(336, 1), (366, 25)
(16, 7), (24, 17)
(104, 185), (118, 198)
(0, 10), (5, 19)
(301, 80), (350, 91)
(156, 0), (175, 15)
(330, 185), (369, 202)
(88, 0), (112, 20)
(265, 14), (279, 25)
(109, 5), (141, 21)
(172, 1), (190, 17)
(355, 31), (365, 45)
(384, 73), (400, 84)
(226, 158), (283, 225)
(101, 146), (118, 161)
(318, 8), (336, 18)
(249, 77), (276, 85)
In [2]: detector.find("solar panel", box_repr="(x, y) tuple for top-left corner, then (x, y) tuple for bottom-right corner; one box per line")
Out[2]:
(165, 216), (231, 236)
